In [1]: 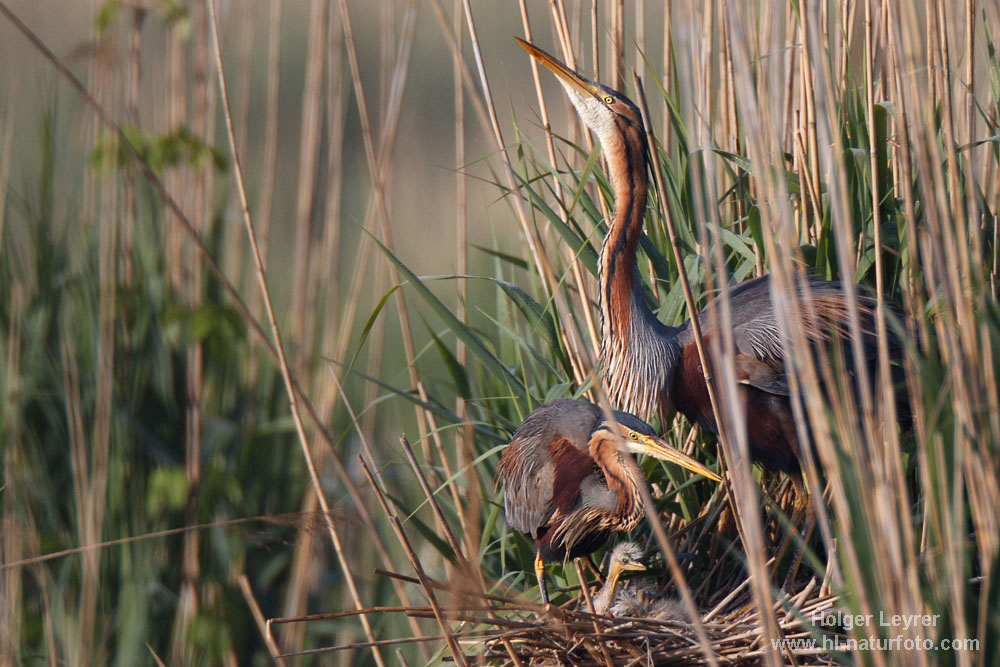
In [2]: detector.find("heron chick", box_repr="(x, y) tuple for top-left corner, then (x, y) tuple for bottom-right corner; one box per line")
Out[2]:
(589, 541), (647, 615)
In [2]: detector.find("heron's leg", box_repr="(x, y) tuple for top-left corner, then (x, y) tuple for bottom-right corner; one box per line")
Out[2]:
(773, 470), (820, 583)
(535, 550), (550, 604)
(781, 515), (816, 592)
(771, 471), (811, 577)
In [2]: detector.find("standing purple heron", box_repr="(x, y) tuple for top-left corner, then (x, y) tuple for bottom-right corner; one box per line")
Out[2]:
(517, 39), (902, 481)
(497, 398), (720, 603)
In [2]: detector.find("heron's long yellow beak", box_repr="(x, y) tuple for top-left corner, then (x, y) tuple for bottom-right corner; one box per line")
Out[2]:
(630, 431), (722, 483)
(516, 38), (600, 98)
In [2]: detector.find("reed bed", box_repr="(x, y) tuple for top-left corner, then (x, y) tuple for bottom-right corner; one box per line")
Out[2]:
(0, 0), (997, 665)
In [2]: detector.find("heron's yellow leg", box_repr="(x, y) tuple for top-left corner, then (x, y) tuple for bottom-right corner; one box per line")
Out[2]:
(535, 551), (550, 604)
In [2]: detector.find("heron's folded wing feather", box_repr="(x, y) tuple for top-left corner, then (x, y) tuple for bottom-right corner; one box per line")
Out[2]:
(497, 439), (557, 536)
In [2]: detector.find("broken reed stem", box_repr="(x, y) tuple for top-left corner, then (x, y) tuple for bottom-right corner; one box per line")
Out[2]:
(238, 575), (284, 665)
(204, 3), (384, 665)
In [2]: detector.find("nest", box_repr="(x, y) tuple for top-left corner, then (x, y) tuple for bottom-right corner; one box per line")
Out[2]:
(474, 579), (841, 665)
(269, 565), (843, 665)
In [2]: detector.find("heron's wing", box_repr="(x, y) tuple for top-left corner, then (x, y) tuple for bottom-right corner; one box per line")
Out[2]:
(695, 275), (878, 396)
(497, 433), (603, 541)
(497, 438), (557, 536)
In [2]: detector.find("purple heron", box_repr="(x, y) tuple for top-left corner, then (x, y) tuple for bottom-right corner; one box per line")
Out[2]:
(496, 398), (720, 603)
(517, 38), (904, 480)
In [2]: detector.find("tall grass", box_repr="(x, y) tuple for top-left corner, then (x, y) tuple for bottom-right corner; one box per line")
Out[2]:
(1, 0), (998, 665)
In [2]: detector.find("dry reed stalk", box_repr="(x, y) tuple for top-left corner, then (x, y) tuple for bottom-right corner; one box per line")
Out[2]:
(188, 15), (428, 641)
(164, 8), (186, 291)
(662, 0), (674, 147)
(721, 1), (860, 657)
(315, 3), (347, 406)
(678, 10), (794, 649)
(415, 381), (464, 509)
(633, 74), (734, 667)
(0, 514), (20, 663)
(66, 25), (121, 652)
(283, 11), (351, 650)
(319, 5), (417, 431)
(461, 1), (600, 390)
(120, 5), (144, 285)
(204, 3), (385, 664)
(249, 0), (282, 322)
(451, 0), (482, 564)
(0, 281), (22, 665)
(572, 560), (616, 666)
(335, 0), (435, 450)
(428, 1), (492, 138)
(863, 2), (915, 611)
(326, 364), (431, 654)
(611, 0), (624, 92)
(800, 11), (824, 243)
(335, 360), (518, 665)
(221, 3), (254, 282)
(278, 4), (334, 634)
(635, 0), (644, 69)
(0, 110), (11, 272)
(59, 333), (91, 662)
(171, 4), (211, 659)
(80, 20), (107, 233)
(395, 428), (520, 665)
(518, 2), (602, 361)
(289, 0), (327, 368)
(301, 12), (434, 652)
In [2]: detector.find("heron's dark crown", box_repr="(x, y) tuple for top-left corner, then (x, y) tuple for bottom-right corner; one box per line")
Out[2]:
(592, 82), (643, 122)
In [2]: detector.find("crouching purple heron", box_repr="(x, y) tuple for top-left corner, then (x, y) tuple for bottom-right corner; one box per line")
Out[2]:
(517, 39), (906, 486)
(496, 398), (720, 603)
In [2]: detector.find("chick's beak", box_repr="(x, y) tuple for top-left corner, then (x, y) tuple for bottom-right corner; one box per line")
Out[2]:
(516, 38), (600, 98)
(621, 560), (646, 573)
(635, 433), (722, 483)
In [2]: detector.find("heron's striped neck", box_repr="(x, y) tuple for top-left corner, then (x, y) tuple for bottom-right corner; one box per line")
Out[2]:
(588, 434), (645, 529)
(596, 123), (679, 422)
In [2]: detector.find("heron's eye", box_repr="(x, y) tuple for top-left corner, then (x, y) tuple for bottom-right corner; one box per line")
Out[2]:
(604, 95), (614, 105)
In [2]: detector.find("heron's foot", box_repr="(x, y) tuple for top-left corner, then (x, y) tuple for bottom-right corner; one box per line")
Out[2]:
(790, 472), (813, 521)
